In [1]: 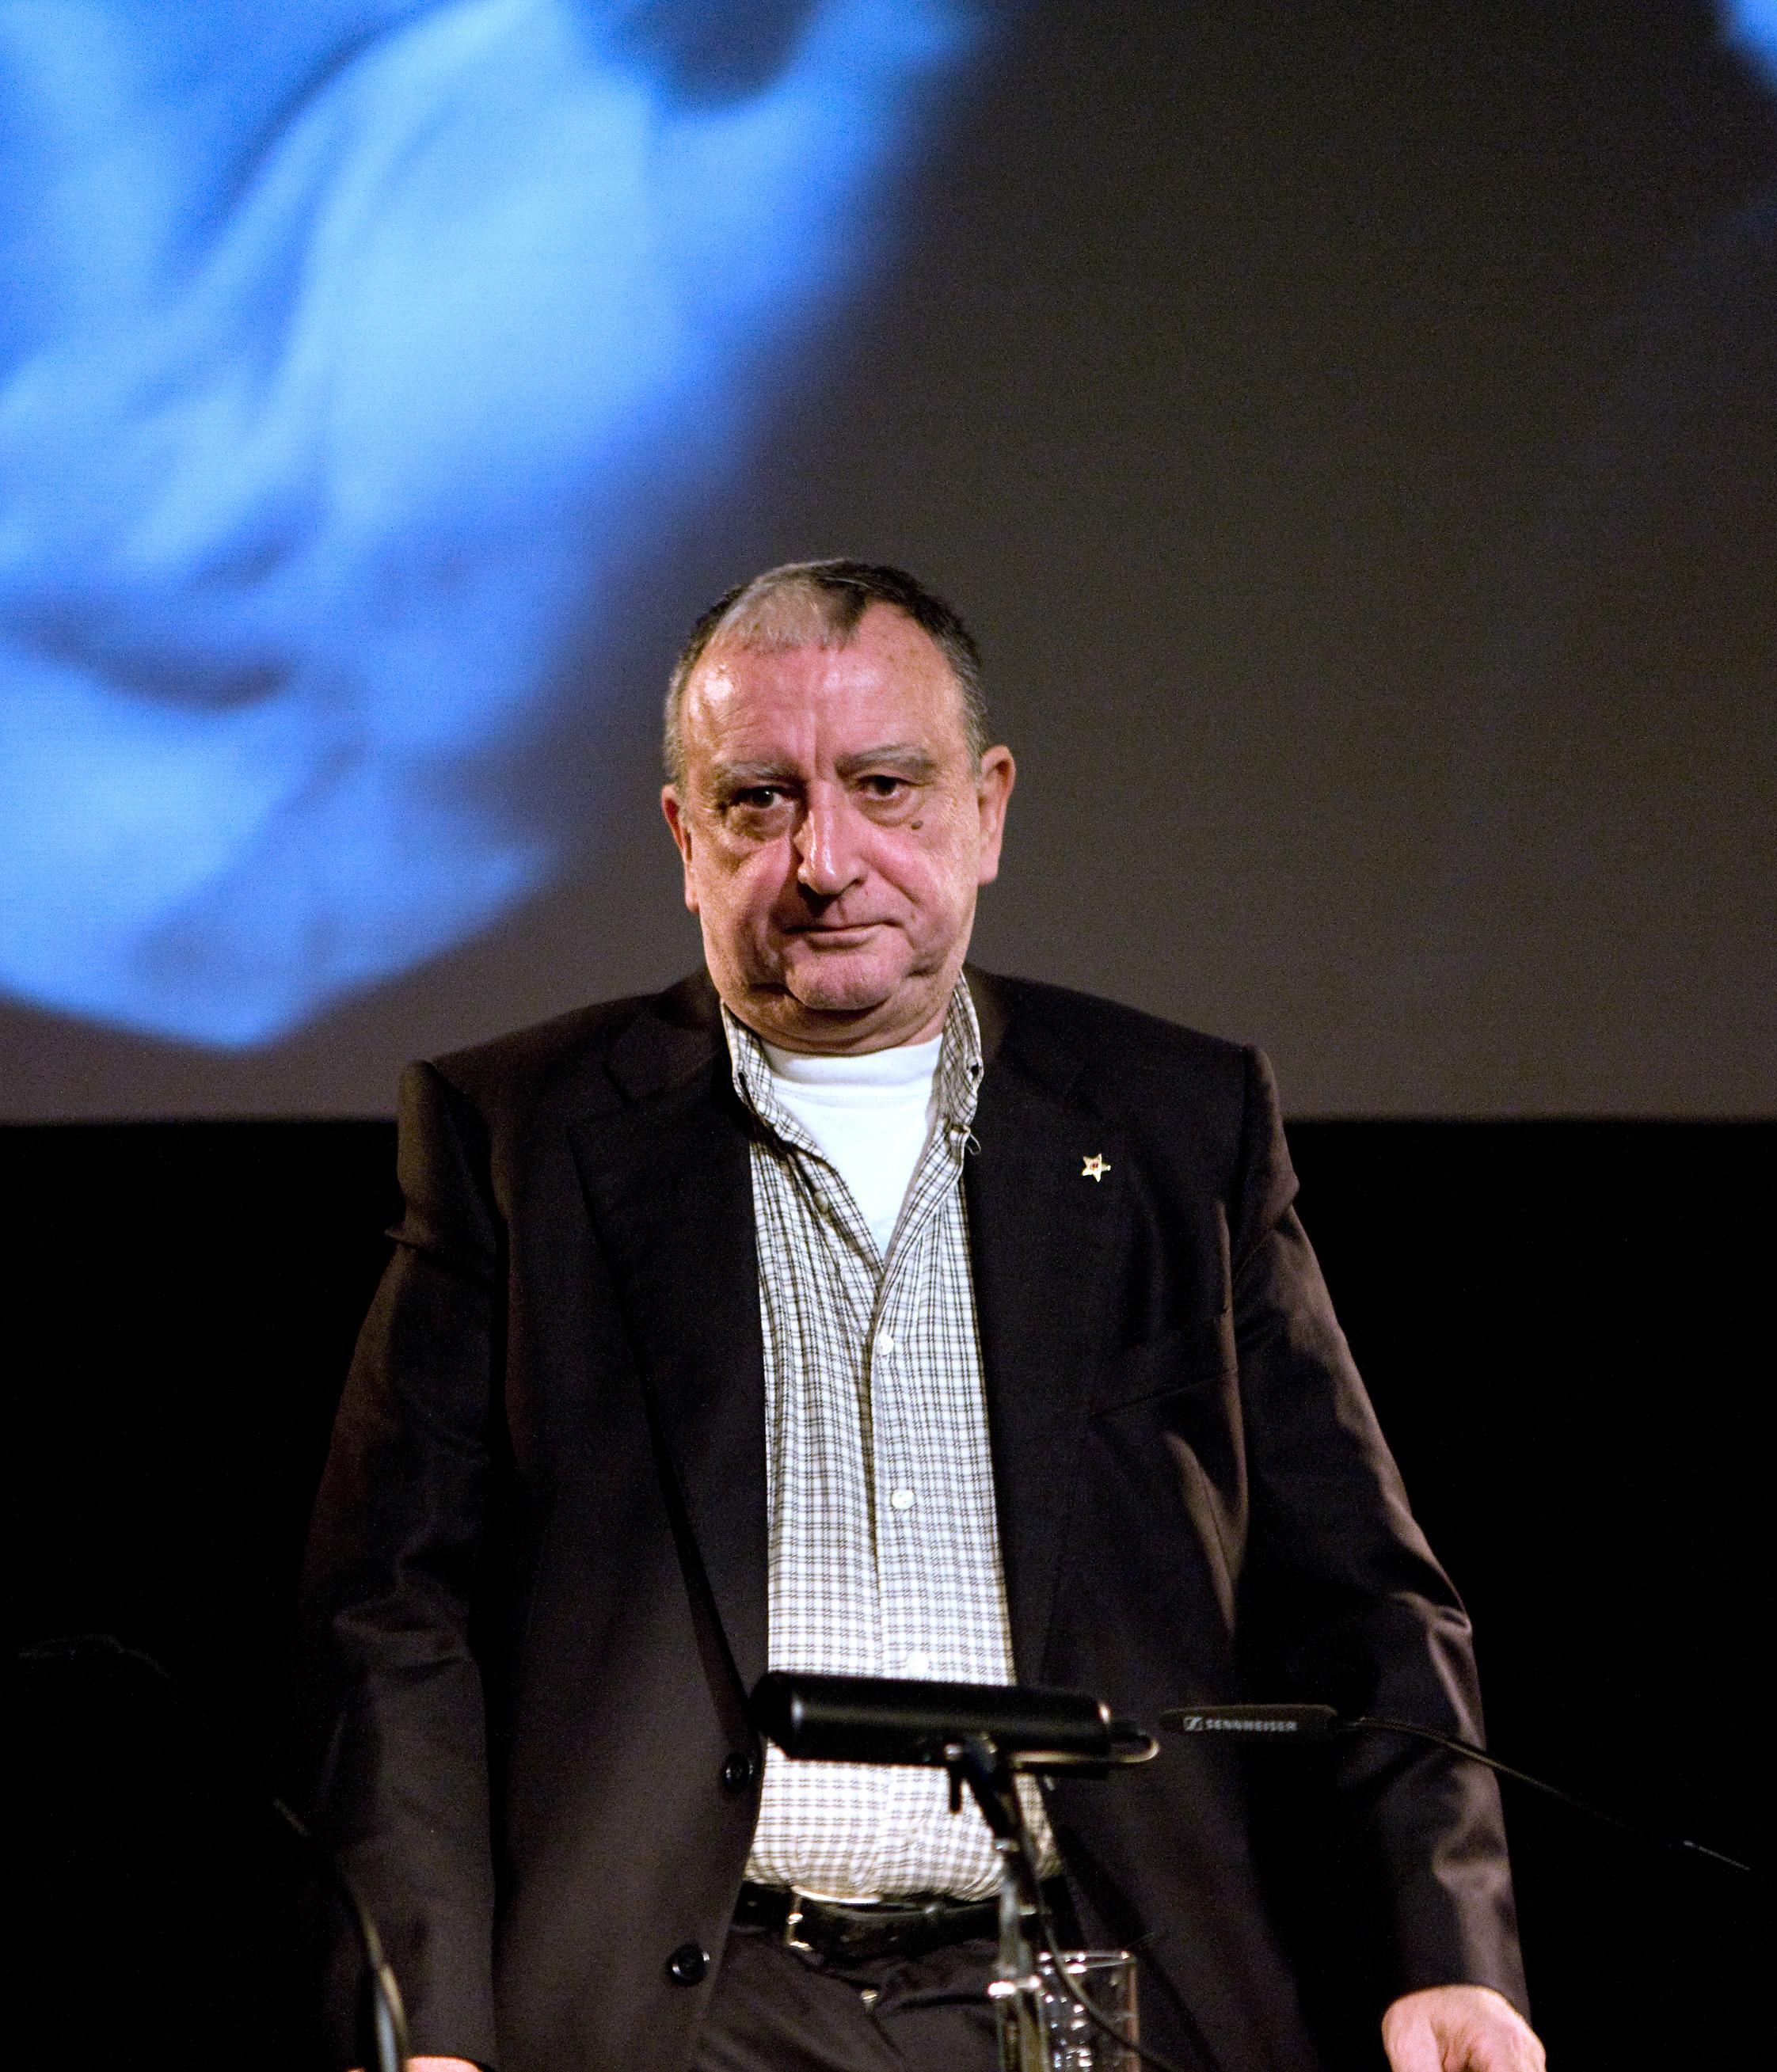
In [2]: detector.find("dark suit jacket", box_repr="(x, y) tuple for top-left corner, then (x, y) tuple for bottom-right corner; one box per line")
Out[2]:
(291, 968), (1527, 2072)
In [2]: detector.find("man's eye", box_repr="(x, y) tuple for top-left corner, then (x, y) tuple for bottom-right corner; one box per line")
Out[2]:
(729, 785), (785, 811)
(860, 775), (909, 799)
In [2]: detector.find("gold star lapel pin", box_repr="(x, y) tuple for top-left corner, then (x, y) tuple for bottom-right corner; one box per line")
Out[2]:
(1081, 1154), (1110, 1182)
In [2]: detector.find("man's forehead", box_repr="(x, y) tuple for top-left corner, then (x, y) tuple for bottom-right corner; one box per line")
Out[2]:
(684, 615), (962, 738)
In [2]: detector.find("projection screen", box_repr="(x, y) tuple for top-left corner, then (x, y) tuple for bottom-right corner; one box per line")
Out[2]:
(3, 0), (1772, 1116)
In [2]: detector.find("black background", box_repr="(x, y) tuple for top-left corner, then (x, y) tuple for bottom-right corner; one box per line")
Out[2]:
(10, 1116), (1762, 2066)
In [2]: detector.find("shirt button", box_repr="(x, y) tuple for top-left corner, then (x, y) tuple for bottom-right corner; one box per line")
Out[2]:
(890, 1488), (915, 1511)
(875, 1329), (896, 1358)
(903, 1649), (931, 1674)
(720, 1751), (755, 1795)
(666, 1941), (709, 1986)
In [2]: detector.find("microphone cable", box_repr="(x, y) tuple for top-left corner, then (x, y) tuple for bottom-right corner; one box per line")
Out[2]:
(1353, 1715), (1752, 1875)
(1161, 1704), (1753, 1876)
(999, 1769), (1198, 2072)
(17, 1633), (411, 2072)
(1034, 1698), (1755, 2072)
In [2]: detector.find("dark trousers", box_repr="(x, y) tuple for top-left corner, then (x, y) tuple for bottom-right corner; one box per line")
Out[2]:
(692, 1926), (1003, 2072)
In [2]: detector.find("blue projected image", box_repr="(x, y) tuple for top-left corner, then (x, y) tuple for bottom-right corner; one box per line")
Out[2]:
(1724, 0), (1777, 78)
(0, 0), (983, 1046)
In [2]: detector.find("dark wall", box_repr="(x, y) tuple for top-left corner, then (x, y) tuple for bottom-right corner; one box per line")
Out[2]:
(1284, 1120), (1761, 2066)
(10, 1116), (1762, 2065)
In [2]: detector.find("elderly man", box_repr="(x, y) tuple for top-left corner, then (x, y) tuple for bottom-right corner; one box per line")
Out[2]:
(294, 561), (1544, 2072)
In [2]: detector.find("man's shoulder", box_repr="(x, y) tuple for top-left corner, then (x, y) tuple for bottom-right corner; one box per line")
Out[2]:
(412, 966), (1254, 1129)
(972, 969), (1252, 1091)
(972, 972), (1275, 1202)
(422, 970), (721, 1121)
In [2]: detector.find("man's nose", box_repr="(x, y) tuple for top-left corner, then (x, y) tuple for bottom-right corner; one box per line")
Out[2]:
(793, 790), (866, 897)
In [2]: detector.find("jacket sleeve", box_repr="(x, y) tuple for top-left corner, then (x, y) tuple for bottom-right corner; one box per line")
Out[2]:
(1228, 1045), (1530, 2019)
(287, 1059), (504, 2068)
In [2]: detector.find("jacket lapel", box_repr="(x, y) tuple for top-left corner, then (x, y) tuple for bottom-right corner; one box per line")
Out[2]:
(965, 983), (1128, 1682)
(561, 971), (1125, 1701)
(565, 979), (770, 1695)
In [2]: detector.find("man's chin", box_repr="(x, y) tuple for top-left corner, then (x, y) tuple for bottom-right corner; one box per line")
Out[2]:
(740, 956), (949, 1050)
(775, 983), (899, 1032)
(776, 947), (904, 1016)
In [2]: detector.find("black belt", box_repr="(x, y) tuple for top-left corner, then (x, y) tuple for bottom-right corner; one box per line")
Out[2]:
(735, 1880), (1065, 1966)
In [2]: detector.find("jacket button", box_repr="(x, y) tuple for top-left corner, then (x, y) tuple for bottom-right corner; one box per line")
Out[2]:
(667, 1941), (709, 1986)
(721, 1751), (755, 1794)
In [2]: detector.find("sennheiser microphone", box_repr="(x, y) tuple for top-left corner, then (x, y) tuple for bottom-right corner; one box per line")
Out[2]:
(1158, 1698), (1752, 1873)
(1159, 1704), (1340, 1742)
(752, 1671), (1150, 1768)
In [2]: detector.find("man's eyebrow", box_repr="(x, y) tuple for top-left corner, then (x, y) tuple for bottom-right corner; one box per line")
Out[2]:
(834, 744), (939, 781)
(706, 758), (798, 792)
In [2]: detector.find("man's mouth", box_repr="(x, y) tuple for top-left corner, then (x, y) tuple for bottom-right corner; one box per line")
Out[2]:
(786, 922), (883, 945)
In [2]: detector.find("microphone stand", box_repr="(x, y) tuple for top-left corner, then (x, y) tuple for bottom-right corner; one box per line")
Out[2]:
(944, 1732), (1049, 2072)
(751, 1671), (1162, 2072)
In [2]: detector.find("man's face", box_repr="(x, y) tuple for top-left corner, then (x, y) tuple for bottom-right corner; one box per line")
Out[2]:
(661, 603), (1015, 1052)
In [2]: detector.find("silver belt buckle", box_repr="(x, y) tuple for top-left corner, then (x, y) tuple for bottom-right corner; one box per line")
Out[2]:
(782, 1885), (881, 1956)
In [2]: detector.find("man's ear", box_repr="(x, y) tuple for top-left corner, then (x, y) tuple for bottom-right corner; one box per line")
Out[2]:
(660, 786), (699, 913)
(974, 747), (1015, 886)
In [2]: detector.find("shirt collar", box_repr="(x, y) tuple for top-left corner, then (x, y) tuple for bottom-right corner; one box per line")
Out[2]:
(721, 979), (984, 1138)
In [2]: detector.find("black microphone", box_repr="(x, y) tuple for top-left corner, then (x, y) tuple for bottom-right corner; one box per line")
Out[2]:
(752, 1671), (1150, 1769)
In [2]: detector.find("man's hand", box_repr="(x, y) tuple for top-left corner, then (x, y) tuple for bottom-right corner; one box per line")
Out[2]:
(1381, 1986), (1546, 2072)
(348, 2059), (478, 2071)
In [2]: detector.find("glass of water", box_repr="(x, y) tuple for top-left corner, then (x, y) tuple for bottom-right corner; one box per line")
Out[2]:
(1033, 1949), (1140, 2071)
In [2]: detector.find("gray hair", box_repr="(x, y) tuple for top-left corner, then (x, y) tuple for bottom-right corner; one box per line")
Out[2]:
(663, 559), (987, 788)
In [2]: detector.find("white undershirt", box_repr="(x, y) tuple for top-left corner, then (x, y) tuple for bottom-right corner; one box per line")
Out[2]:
(759, 1033), (943, 1256)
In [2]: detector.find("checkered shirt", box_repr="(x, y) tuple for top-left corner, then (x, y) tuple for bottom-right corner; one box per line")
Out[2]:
(725, 983), (1057, 1899)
